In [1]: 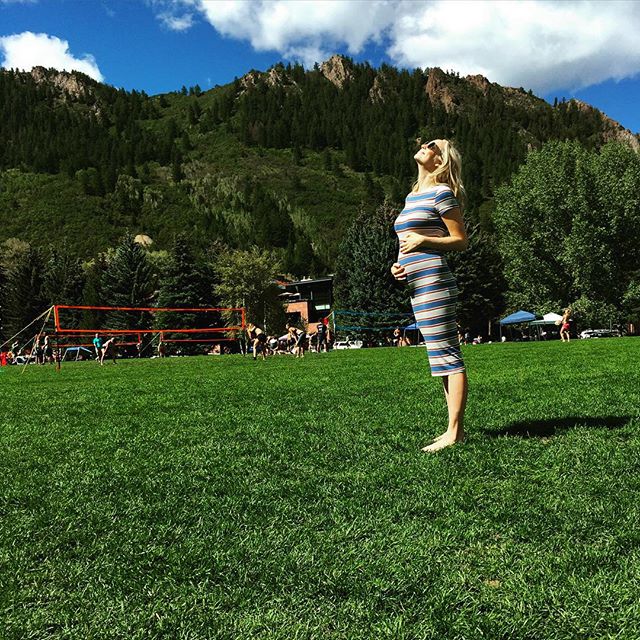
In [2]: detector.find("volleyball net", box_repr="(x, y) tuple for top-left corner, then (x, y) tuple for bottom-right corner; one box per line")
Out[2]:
(1, 305), (246, 363)
(53, 304), (245, 348)
(330, 309), (413, 345)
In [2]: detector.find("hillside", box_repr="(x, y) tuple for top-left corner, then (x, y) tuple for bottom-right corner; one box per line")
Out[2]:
(1, 57), (638, 271)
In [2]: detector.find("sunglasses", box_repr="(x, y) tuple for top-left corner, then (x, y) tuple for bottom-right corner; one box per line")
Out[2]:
(426, 140), (442, 154)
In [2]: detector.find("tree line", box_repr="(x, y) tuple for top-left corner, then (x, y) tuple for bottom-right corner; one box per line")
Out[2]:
(3, 140), (638, 343)
(0, 234), (285, 344)
(1, 63), (638, 340)
(335, 140), (640, 334)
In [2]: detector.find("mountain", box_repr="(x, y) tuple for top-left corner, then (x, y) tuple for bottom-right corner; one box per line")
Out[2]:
(1, 57), (637, 272)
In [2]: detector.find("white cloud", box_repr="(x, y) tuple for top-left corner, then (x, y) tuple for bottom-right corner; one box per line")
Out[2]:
(158, 0), (640, 93)
(147, 0), (199, 32)
(197, 0), (395, 57)
(0, 31), (104, 81)
(159, 11), (195, 31)
(388, 1), (640, 93)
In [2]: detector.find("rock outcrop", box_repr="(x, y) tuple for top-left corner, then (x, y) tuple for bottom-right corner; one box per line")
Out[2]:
(425, 67), (459, 113)
(30, 66), (92, 100)
(320, 55), (354, 89)
(568, 99), (639, 151)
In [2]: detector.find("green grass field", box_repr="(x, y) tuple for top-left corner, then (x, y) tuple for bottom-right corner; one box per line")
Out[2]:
(2, 339), (640, 639)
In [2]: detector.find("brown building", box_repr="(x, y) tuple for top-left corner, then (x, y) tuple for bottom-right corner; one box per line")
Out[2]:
(279, 276), (333, 326)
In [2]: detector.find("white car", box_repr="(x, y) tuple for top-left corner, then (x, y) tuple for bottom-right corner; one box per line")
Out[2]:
(579, 328), (621, 339)
(333, 340), (364, 350)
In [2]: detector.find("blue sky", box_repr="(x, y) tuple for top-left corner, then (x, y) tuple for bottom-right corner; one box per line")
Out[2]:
(1, 0), (640, 133)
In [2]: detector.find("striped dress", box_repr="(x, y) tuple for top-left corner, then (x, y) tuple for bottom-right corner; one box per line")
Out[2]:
(394, 185), (465, 377)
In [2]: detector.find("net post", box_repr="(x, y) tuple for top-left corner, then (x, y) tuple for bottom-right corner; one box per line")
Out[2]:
(55, 332), (61, 372)
(53, 305), (61, 332)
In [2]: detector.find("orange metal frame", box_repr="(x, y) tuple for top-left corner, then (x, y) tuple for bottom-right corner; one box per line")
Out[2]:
(53, 305), (246, 336)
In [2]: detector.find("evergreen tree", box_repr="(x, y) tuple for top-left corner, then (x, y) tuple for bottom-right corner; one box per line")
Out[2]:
(322, 148), (333, 171)
(43, 245), (85, 328)
(5, 246), (49, 337)
(334, 203), (410, 314)
(171, 147), (184, 183)
(156, 234), (217, 332)
(447, 225), (505, 336)
(81, 255), (107, 330)
(101, 236), (154, 330)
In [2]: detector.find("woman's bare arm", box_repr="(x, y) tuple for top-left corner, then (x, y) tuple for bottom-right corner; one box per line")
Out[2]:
(399, 208), (468, 253)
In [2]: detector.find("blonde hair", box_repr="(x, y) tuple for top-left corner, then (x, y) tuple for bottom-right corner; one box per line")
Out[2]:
(413, 139), (466, 208)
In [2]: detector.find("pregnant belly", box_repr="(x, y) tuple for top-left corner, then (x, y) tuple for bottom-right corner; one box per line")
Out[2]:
(399, 252), (454, 290)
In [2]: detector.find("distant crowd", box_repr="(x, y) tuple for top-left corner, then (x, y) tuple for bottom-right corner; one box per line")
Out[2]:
(244, 319), (331, 360)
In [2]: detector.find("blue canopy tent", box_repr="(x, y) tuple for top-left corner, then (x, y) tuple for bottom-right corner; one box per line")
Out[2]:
(402, 322), (425, 344)
(499, 310), (537, 325)
(499, 310), (537, 340)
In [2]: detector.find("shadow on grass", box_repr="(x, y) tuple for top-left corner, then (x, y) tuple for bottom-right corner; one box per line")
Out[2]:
(488, 415), (634, 438)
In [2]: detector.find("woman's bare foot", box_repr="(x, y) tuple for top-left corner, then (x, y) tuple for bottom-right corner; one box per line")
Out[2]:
(422, 432), (464, 452)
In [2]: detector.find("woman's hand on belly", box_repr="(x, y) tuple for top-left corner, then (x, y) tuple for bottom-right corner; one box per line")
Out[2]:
(399, 231), (431, 254)
(391, 262), (406, 281)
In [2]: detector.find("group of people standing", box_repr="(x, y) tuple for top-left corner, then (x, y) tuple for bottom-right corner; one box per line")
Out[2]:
(2, 334), (57, 365)
(245, 319), (330, 361)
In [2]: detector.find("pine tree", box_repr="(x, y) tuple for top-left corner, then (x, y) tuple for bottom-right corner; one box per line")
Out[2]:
(43, 245), (85, 327)
(156, 234), (217, 332)
(171, 147), (184, 183)
(101, 236), (154, 330)
(5, 246), (49, 337)
(81, 255), (107, 330)
(334, 203), (410, 314)
(322, 148), (333, 171)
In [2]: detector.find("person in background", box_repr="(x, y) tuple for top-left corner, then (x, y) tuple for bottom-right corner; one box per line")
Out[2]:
(99, 337), (117, 365)
(316, 319), (328, 353)
(42, 334), (53, 364)
(560, 308), (572, 342)
(33, 335), (44, 365)
(294, 326), (306, 358)
(246, 323), (267, 361)
(93, 333), (103, 362)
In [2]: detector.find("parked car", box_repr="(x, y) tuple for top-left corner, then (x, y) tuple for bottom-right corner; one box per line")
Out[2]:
(579, 328), (622, 339)
(333, 339), (364, 350)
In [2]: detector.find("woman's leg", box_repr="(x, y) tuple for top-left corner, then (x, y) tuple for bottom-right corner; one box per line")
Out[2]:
(423, 371), (467, 451)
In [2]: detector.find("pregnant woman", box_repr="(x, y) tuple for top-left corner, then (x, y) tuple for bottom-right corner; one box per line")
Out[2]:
(391, 139), (469, 452)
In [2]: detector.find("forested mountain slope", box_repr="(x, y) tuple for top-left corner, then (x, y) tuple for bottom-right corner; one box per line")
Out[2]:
(1, 56), (637, 272)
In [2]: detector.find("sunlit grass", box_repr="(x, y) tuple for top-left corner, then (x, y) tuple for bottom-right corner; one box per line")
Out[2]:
(2, 339), (639, 639)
